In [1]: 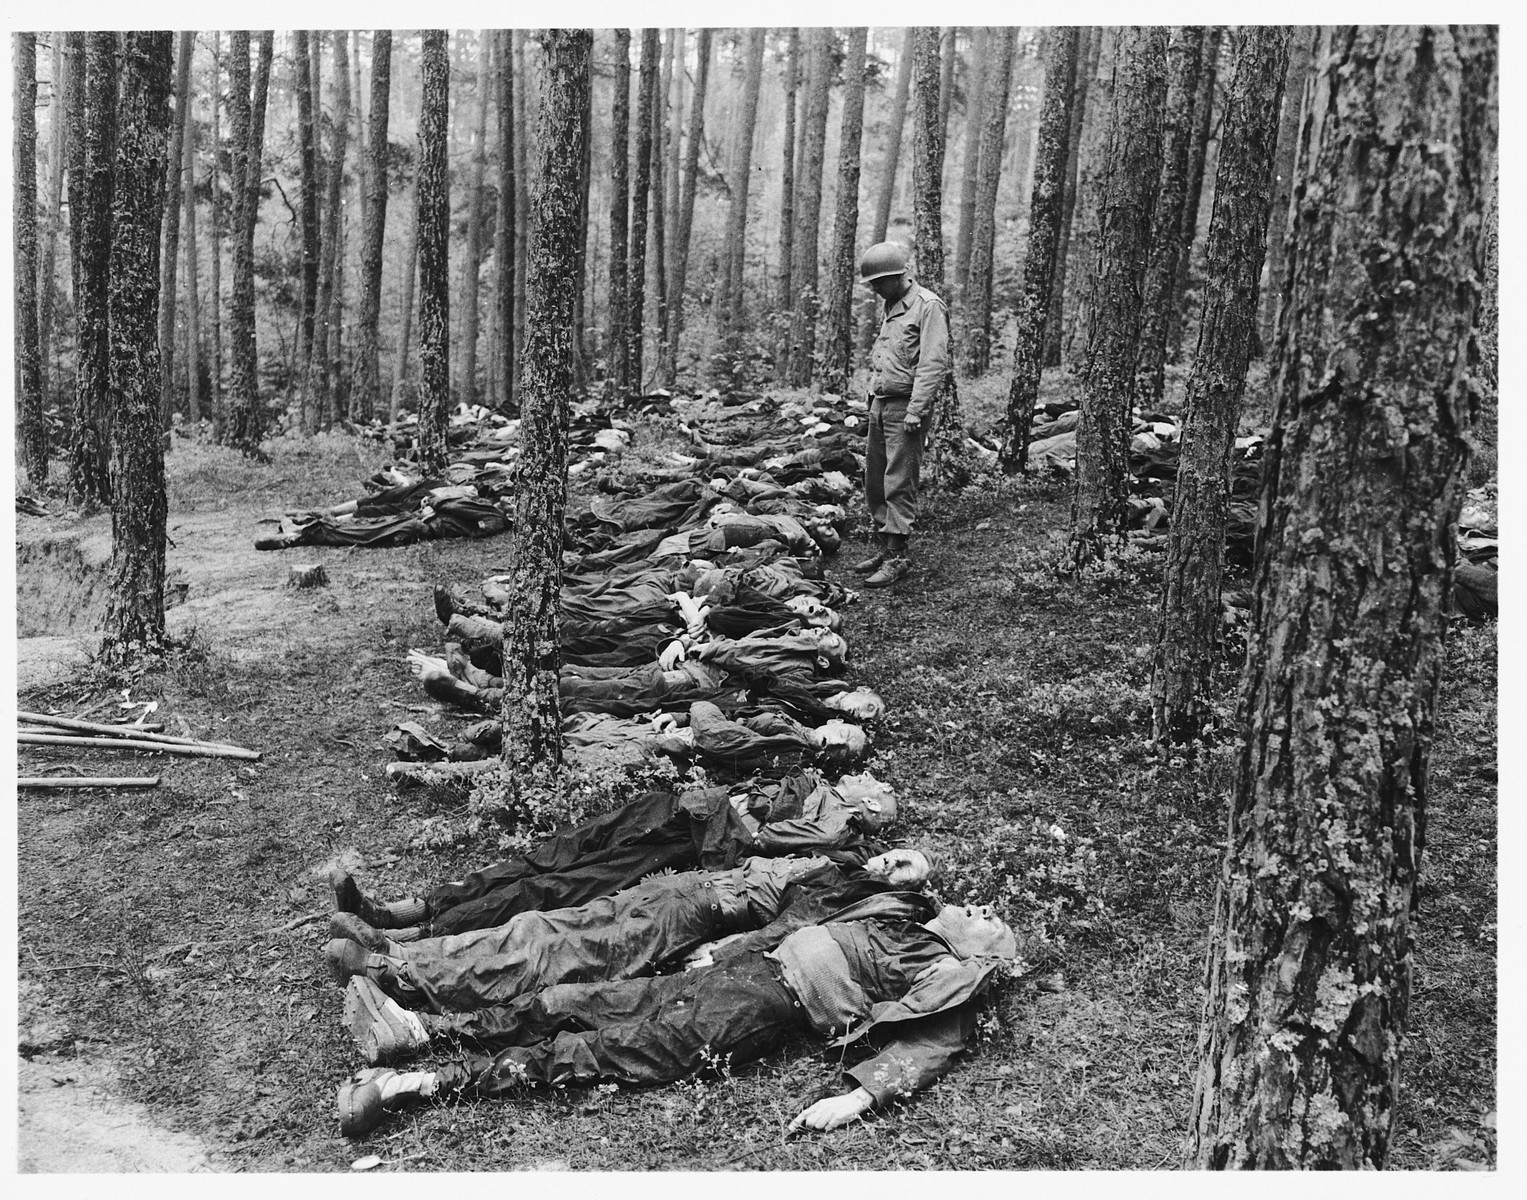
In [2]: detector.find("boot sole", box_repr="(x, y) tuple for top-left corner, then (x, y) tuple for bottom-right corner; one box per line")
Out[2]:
(344, 976), (415, 1066)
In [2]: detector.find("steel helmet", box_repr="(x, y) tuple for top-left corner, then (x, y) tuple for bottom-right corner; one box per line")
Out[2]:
(859, 241), (909, 282)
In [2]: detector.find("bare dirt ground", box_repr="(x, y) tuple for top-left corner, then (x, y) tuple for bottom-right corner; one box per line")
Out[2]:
(13, 429), (1497, 1172)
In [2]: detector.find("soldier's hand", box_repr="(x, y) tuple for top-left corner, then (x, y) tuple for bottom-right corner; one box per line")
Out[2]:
(788, 1088), (876, 1132)
(902, 414), (922, 432)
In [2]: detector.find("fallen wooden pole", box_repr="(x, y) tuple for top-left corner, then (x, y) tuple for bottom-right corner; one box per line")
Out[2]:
(17, 776), (161, 789)
(18, 723), (217, 750)
(18, 733), (261, 760)
(18, 710), (177, 740)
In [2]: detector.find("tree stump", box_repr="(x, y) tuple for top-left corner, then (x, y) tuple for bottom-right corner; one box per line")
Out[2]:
(288, 563), (329, 589)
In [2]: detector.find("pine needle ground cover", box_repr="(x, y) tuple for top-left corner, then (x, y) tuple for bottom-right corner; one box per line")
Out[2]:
(15, 418), (1495, 1171)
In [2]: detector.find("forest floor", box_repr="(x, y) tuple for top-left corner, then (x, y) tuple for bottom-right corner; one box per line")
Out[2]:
(13, 396), (1497, 1173)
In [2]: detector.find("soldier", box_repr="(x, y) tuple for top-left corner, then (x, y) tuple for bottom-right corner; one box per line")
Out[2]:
(853, 242), (951, 588)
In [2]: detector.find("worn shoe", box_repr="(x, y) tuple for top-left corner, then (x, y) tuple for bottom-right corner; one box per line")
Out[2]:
(344, 977), (432, 1066)
(330, 868), (390, 928)
(863, 557), (911, 588)
(323, 937), (371, 985)
(850, 543), (887, 574)
(337, 1067), (395, 1137)
(329, 912), (401, 955)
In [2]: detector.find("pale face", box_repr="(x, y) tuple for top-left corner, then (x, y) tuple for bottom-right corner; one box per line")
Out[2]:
(836, 772), (897, 830)
(929, 903), (1017, 960)
(863, 848), (930, 887)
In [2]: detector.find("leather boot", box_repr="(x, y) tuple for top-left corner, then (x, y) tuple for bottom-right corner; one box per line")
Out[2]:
(864, 556), (911, 588)
(851, 534), (887, 574)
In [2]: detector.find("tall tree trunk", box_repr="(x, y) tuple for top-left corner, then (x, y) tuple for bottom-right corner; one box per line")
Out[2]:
(157, 31), (193, 437)
(38, 35), (66, 410)
(784, 27), (834, 388)
(458, 32), (491, 408)
(1167, 27), (1221, 363)
(15, 32), (47, 486)
(1001, 26), (1078, 471)
(870, 27), (913, 245)
(1257, 27), (1315, 355)
(649, 32), (671, 386)
(1064, 27), (1114, 363)
(182, 68), (202, 427)
(1187, 26), (1495, 1168)
(665, 27), (711, 383)
(492, 28), (515, 412)
(1067, 26), (1167, 569)
(1044, 26), (1097, 368)
(626, 29), (659, 394)
(937, 27), (956, 168)
(389, 188), (419, 421)
(664, 29), (684, 294)
(501, 26), (591, 799)
(961, 26), (1017, 377)
(415, 30), (451, 472)
(227, 30), (273, 456)
(294, 31), (319, 422)
(511, 31), (529, 407)
(776, 28), (801, 323)
(101, 31), (173, 667)
(354, 29), (391, 422)
(67, 32), (116, 504)
(607, 28), (631, 396)
(953, 27), (988, 301)
(1134, 26), (1206, 407)
(1150, 27), (1289, 746)
(324, 30), (351, 425)
(207, 34), (224, 423)
(709, 28), (765, 380)
(820, 27), (868, 395)
(573, 64), (592, 388)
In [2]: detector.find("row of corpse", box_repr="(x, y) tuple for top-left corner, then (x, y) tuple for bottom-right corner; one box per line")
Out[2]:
(389, 388), (889, 785)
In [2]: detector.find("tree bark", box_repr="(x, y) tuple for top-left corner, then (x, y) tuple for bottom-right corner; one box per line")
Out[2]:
(607, 28), (632, 396)
(208, 32), (224, 422)
(15, 32), (47, 486)
(961, 26), (1017, 377)
(626, 29), (659, 394)
(776, 29), (801, 323)
(1043, 26), (1094, 368)
(1001, 26), (1078, 471)
(870, 28), (913, 245)
(389, 188), (419, 422)
(649, 31), (671, 386)
(937, 27), (956, 170)
(1151, 27), (1289, 746)
(1068, 26), (1167, 569)
(293, 31), (319, 418)
(820, 27), (868, 395)
(492, 28), (516, 413)
(502, 27), (591, 797)
(354, 29), (391, 422)
(1257, 27), (1315, 355)
(157, 31), (193, 436)
(511, 31), (529, 407)
(785, 27), (834, 388)
(67, 32), (116, 504)
(664, 29), (684, 296)
(181, 57), (202, 426)
(226, 30), (273, 456)
(1187, 25), (1496, 1169)
(573, 60), (592, 388)
(709, 28), (765, 380)
(101, 31), (173, 667)
(458, 32), (491, 408)
(1167, 27), (1221, 364)
(1134, 27), (1206, 407)
(665, 27), (711, 384)
(1063, 27), (1114, 364)
(953, 28), (988, 301)
(321, 30), (351, 426)
(415, 30), (451, 472)
(38, 35), (67, 410)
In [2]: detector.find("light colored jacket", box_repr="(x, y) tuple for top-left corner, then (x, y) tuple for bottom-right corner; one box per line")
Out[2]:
(869, 283), (951, 421)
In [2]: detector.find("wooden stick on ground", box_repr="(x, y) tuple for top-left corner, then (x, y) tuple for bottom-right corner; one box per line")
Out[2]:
(16, 776), (161, 789)
(18, 710), (203, 745)
(18, 733), (261, 760)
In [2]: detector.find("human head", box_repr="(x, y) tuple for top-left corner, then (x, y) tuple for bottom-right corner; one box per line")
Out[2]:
(835, 772), (898, 831)
(860, 241), (911, 303)
(811, 719), (868, 770)
(806, 628), (849, 669)
(785, 595), (842, 632)
(926, 902), (1018, 961)
(828, 687), (886, 722)
(862, 848), (931, 888)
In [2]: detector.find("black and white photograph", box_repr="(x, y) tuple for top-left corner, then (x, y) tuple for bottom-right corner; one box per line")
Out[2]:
(6, 5), (1501, 1176)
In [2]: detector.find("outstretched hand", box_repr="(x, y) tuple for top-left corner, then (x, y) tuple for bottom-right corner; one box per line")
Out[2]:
(787, 1087), (875, 1133)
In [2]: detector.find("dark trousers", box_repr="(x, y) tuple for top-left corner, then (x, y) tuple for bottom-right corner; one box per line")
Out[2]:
(434, 956), (803, 1093)
(865, 396), (927, 539)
